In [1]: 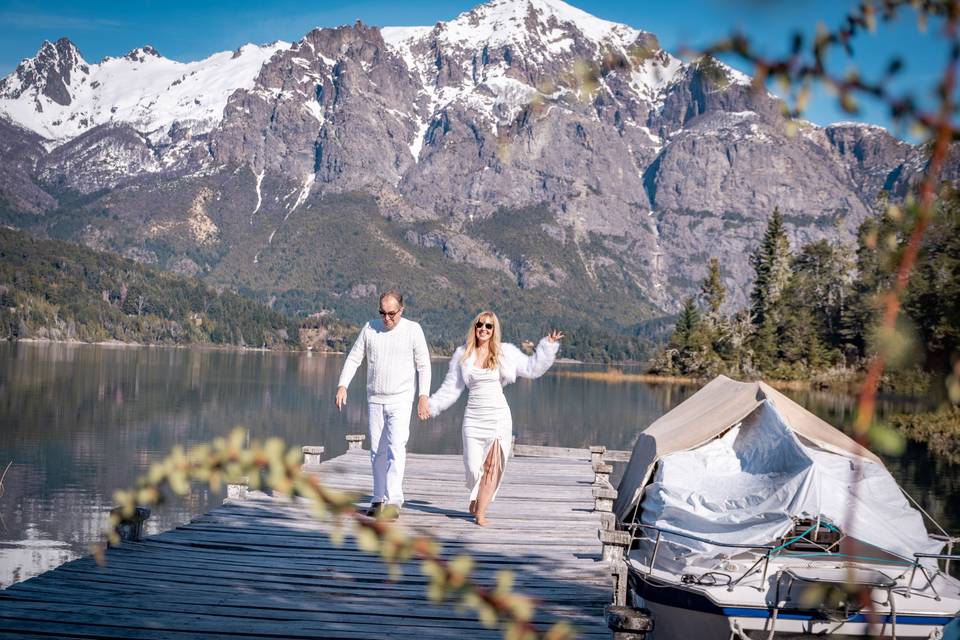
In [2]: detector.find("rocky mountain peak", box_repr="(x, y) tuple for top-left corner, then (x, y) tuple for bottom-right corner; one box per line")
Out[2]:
(0, 37), (89, 107)
(0, 38), (288, 143)
(439, 0), (638, 50)
(123, 45), (163, 63)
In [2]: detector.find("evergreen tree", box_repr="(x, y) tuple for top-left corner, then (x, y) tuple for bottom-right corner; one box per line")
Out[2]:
(669, 297), (701, 350)
(903, 191), (960, 373)
(749, 208), (792, 366)
(789, 240), (853, 361)
(700, 257), (726, 317)
(842, 214), (901, 361)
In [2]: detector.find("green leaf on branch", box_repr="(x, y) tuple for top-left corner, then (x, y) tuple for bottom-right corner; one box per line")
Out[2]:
(868, 421), (907, 456)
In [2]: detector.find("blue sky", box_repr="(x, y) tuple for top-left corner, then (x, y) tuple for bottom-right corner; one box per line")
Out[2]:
(0, 0), (948, 137)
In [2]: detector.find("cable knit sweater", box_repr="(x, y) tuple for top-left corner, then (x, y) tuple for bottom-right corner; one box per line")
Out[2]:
(337, 317), (431, 405)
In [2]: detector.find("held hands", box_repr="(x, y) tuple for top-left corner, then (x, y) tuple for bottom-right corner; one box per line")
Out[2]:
(417, 395), (431, 420)
(335, 386), (347, 411)
(547, 330), (565, 343)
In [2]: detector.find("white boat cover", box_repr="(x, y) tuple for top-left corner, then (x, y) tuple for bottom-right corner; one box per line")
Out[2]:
(616, 375), (943, 561)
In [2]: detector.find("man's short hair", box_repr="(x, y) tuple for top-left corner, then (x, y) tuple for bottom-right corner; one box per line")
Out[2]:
(379, 290), (403, 306)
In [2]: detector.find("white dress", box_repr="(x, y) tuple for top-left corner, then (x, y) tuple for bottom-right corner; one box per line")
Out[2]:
(462, 362), (512, 500)
(427, 337), (560, 502)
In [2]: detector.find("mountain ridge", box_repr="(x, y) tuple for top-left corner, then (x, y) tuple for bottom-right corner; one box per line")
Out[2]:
(0, 0), (953, 341)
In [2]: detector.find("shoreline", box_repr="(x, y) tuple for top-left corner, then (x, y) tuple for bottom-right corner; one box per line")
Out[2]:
(550, 368), (854, 391)
(9, 336), (299, 353)
(4, 338), (928, 398)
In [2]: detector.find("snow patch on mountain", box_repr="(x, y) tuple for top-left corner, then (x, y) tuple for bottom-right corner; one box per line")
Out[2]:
(0, 40), (290, 145)
(251, 169), (265, 222)
(438, 0), (637, 50)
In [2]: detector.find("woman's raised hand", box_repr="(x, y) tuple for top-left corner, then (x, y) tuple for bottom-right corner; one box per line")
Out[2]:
(547, 330), (565, 343)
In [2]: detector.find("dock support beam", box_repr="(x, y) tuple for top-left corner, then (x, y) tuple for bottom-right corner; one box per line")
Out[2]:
(302, 445), (325, 466)
(227, 476), (248, 501)
(346, 434), (365, 450)
(605, 604), (654, 639)
(111, 506), (151, 543)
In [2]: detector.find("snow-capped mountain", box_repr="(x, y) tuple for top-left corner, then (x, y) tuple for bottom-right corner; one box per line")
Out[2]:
(0, 0), (949, 336)
(0, 38), (288, 145)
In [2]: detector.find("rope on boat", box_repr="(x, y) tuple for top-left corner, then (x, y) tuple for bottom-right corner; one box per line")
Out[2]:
(681, 571), (732, 586)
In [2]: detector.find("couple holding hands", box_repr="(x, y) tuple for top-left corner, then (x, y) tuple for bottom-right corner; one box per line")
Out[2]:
(335, 290), (563, 526)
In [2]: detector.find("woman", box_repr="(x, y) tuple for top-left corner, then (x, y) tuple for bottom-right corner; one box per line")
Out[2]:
(426, 311), (563, 526)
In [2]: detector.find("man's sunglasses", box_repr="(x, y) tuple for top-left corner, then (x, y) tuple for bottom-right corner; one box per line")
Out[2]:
(475, 322), (494, 330)
(379, 309), (402, 318)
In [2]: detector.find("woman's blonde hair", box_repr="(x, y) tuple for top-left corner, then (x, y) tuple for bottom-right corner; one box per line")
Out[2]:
(462, 310), (502, 370)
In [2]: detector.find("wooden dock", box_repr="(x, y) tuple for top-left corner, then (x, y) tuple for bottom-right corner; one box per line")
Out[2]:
(0, 445), (617, 639)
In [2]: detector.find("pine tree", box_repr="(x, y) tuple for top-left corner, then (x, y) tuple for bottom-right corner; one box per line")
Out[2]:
(749, 208), (792, 367)
(700, 257), (726, 317)
(750, 208), (792, 325)
(903, 191), (960, 373)
(669, 297), (701, 350)
(841, 215), (898, 361)
(790, 239), (853, 362)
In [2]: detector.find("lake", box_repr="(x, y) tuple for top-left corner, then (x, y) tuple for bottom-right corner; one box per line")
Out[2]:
(1, 341), (957, 588)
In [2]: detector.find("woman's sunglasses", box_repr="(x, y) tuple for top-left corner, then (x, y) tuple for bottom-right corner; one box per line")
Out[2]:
(475, 322), (494, 330)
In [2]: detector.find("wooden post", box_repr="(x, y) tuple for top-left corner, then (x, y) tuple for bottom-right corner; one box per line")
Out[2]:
(110, 506), (151, 543)
(593, 461), (613, 486)
(593, 485), (617, 513)
(346, 434), (365, 450)
(605, 604), (654, 639)
(227, 476), (248, 501)
(611, 561), (629, 607)
(599, 528), (632, 563)
(302, 445), (325, 466)
(590, 445), (606, 466)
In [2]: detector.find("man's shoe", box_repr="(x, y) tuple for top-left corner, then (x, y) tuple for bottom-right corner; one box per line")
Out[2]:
(365, 502), (383, 517)
(379, 504), (400, 522)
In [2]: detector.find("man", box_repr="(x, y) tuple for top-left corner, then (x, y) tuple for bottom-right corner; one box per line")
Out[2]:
(335, 291), (431, 520)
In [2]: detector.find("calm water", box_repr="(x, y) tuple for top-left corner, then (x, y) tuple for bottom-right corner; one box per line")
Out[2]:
(0, 341), (957, 588)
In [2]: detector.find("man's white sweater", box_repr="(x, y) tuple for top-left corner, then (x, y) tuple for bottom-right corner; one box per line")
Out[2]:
(337, 317), (431, 405)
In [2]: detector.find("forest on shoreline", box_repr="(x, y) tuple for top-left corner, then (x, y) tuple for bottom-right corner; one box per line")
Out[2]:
(0, 228), (310, 350)
(649, 193), (960, 461)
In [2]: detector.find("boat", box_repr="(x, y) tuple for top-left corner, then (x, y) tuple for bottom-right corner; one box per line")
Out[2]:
(613, 375), (960, 639)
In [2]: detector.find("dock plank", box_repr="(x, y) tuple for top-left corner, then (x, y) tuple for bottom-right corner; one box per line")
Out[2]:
(0, 447), (613, 638)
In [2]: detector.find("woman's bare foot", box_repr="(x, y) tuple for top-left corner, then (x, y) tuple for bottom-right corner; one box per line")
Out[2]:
(469, 500), (477, 515)
(475, 513), (489, 526)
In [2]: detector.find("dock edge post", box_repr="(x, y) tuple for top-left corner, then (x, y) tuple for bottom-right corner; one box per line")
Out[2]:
(345, 434), (366, 450)
(589, 445), (606, 466)
(302, 445), (325, 466)
(605, 603), (654, 639)
(226, 476), (249, 501)
(593, 461), (613, 487)
(599, 528), (632, 564)
(593, 485), (617, 513)
(111, 506), (151, 543)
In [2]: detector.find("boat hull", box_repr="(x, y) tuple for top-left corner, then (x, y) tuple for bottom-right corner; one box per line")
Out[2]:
(632, 574), (953, 639)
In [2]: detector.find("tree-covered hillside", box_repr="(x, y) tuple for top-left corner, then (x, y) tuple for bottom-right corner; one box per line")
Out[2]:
(0, 227), (303, 349)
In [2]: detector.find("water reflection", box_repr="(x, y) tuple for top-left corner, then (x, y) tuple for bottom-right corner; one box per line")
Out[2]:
(0, 342), (956, 588)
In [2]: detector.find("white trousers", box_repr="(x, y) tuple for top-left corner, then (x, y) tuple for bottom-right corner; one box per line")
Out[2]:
(368, 401), (412, 506)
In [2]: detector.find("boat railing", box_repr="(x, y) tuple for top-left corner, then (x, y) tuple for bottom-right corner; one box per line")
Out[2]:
(928, 534), (958, 574)
(629, 523), (960, 597)
(628, 522), (776, 591)
(907, 546), (960, 601)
